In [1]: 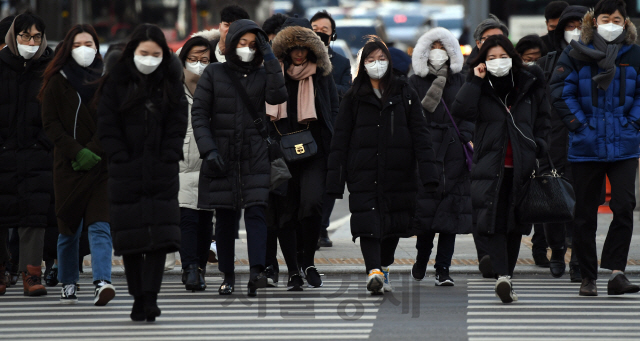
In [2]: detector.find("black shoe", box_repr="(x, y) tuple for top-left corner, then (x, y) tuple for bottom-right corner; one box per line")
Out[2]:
(549, 249), (566, 278)
(247, 272), (268, 297)
(608, 273), (640, 295)
(318, 237), (333, 248)
(479, 255), (494, 278)
(184, 264), (200, 292)
(304, 266), (323, 288)
(287, 274), (304, 291)
(181, 270), (187, 285)
(197, 267), (207, 291)
(569, 262), (582, 283)
(130, 295), (146, 321)
(435, 267), (455, 286)
(218, 272), (235, 295)
(45, 266), (59, 287)
(265, 265), (278, 288)
(411, 260), (427, 281)
(143, 292), (161, 322)
(579, 278), (597, 296)
(533, 251), (550, 268)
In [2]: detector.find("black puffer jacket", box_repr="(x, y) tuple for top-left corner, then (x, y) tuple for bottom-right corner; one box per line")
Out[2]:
(97, 54), (188, 256)
(0, 42), (54, 229)
(191, 20), (288, 210)
(326, 78), (439, 241)
(451, 66), (551, 235)
(409, 72), (473, 234)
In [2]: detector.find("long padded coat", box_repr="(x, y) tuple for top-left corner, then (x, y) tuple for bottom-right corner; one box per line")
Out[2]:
(97, 55), (188, 256)
(191, 20), (288, 211)
(452, 67), (551, 235)
(326, 79), (439, 241)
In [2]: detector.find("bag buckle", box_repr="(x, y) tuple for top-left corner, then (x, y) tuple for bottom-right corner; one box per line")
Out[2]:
(295, 144), (305, 154)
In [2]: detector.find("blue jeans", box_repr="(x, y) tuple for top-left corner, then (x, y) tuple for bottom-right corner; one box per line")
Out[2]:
(58, 221), (113, 284)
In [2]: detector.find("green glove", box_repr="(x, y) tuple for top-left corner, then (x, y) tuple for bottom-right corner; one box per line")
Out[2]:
(73, 148), (101, 171)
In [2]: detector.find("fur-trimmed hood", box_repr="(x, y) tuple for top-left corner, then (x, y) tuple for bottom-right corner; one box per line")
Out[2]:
(271, 26), (332, 76)
(580, 9), (637, 45)
(176, 28), (220, 55)
(412, 27), (463, 77)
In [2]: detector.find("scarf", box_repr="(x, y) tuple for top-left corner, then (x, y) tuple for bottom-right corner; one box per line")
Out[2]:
(61, 57), (104, 105)
(421, 63), (449, 113)
(183, 67), (200, 96)
(266, 61), (317, 123)
(569, 30), (626, 90)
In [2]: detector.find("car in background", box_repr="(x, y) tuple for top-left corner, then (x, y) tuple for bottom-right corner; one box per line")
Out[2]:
(305, 6), (346, 20)
(417, 5), (465, 42)
(334, 18), (387, 56)
(381, 14), (426, 45)
(273, 0), (292, 14)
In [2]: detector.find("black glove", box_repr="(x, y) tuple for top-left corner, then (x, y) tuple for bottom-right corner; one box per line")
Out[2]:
(256, 33), (274, 59)
(205, 150), (225, 173)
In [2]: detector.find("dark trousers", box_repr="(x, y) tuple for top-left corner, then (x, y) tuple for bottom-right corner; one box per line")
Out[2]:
(179, 208), (213, 269)
(123, 251), (166, 296)
(531, 224), (548, 255)
(488, 168), (522, 277)
(544, 222), (578, 264)
(572, 159), (637, 280)
(360, 236), (400, 273)
(321, 193), (336, 232)
(217, 206), (267, 274)
(416, 232), (456, 269)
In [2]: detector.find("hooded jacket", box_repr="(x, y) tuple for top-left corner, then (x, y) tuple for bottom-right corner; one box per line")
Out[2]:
(452, 66), (551, 235)
(0, 17), (54, 229)
(270, 25), (339, 156)
(409, 27), (473, 235)
(550, 9), (640, 162)
(97, 54), (188, 255)
(191, 19), (288, 210)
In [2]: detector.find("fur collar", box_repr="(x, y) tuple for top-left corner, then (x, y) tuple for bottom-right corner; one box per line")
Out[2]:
(581, 9), (637, 45)
(176, 29), (221, 55)
(412, 27), (463, 77)
(271, 26), (332, 76)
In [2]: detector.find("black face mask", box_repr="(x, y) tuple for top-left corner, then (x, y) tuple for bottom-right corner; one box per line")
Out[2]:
(316, 32), (331, 46)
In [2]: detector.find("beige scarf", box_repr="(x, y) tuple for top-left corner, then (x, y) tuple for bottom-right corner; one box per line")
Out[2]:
(266, 61), (317, 123)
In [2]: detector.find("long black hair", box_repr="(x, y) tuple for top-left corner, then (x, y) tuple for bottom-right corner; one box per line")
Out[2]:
(178, 36), (212, 65)
(469, 34), (525, 73)
(351, 36), (396, 101)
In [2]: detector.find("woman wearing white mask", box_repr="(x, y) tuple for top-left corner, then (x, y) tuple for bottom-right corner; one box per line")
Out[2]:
(191, 19), (287, 297)
(407, 28), (473, 287)
(96, 24), (188, 321)
(326, 36), (439, 295)
(266, 17), (339, 291)
(174, 36), (213, 292)
(40, 24), (115, 306)
(452, 35), (551, 303)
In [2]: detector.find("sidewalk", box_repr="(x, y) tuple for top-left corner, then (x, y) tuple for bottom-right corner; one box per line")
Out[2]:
(84, 212), (640, 276)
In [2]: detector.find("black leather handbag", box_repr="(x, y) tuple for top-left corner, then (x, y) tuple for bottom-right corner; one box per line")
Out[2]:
(516, 154), (576, 224)
(274, 122), (318, 163)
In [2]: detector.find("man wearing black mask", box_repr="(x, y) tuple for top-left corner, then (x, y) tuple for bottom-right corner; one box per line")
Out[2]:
(540, 1), (569, 52)
(310, 10), (352, 249)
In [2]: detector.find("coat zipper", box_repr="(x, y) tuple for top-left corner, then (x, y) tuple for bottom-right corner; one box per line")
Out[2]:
(390, 111), (395, 136)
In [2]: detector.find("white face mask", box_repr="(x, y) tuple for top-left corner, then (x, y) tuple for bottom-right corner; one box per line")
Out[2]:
(71, 46), (96, 68)
(364, 60), (389, 79)
(133, 54), (162, 75)
(16, 40), (39, 59)
(428, 48), (449, 70)
(564, 28), (581, 44)
(185, 61), (207, 76)
(524, 61), (536, 66)
(597, 22), (624, 42)
(485, 58), (512, 77)
(236, 47), (256, 62)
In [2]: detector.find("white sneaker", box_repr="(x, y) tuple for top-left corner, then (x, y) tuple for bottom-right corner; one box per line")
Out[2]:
(164, 252), (176, 271)
(367, 269), (385, 295)
(495, 276), (518, 303)
(94, 280), (116, 306)
(381, 266), (393, 292)
(60, 284), (78, 305)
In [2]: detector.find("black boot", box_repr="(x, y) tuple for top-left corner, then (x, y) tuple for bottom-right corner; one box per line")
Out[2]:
(184, 264), (199, 292)
(411, 252), (428, 281)
(248, 265), (267, 297)
(569, 261), (582, 283)
(549, 248), (566, 278)
(533, 251), (550, 268)
(218, 272), (235, 295)
(143, 291), (161, 322)
(130, 295), (146, 321)
(197, 267), (207, 291)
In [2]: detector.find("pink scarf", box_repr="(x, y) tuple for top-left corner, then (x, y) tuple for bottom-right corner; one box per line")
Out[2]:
(266, 61), (317, 123)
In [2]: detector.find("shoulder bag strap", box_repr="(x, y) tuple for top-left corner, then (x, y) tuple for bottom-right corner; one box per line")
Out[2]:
(441, 98), (464, 141)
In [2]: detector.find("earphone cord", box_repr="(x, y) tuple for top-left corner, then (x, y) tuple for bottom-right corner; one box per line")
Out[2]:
(488, 72), (537, 148)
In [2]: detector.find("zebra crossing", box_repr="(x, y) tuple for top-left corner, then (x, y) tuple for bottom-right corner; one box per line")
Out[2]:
(0, 275), (382, 340)
(466, 276), (640, 341)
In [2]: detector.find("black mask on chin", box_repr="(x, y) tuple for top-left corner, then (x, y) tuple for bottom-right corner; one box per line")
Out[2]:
(316, 32), (331, 46)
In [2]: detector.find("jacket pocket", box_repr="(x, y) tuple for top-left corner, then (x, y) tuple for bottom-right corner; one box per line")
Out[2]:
(617, 116), (640, 158)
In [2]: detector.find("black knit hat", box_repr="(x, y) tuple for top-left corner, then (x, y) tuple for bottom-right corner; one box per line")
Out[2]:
(280, 15), (312, 30)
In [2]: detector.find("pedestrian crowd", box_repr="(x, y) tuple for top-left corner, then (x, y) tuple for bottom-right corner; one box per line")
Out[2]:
(1, 0), (639, 322)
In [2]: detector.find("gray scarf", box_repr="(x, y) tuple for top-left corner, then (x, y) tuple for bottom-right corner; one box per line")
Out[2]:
(568, 30), (626, 90)
(421, 63), (448, 113)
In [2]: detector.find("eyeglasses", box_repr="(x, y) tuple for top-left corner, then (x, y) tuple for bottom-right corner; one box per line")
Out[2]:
(186, 57), (210, 64)
(566, 24), (582, 30)
(17, 33), (42, 43)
